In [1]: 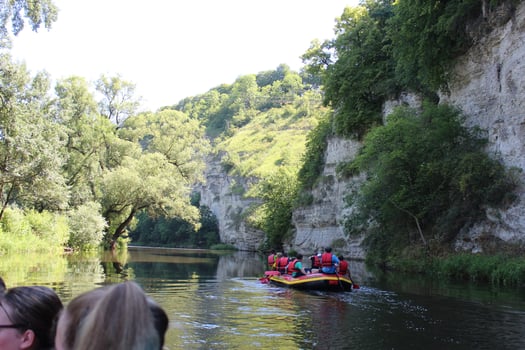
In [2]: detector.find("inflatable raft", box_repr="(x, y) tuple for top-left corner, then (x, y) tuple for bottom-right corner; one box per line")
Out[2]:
(260, 271), (357, 292)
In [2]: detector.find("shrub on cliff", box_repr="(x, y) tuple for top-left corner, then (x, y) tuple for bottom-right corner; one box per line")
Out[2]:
(345, 103), (518, 265)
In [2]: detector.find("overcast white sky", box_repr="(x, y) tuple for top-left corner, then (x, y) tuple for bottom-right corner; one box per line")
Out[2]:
(10, 0), (358, 111)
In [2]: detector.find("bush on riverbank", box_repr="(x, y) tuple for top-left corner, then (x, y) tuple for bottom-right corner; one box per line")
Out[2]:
(385, 247), (525, 287)
(433, 253), (525, 286)
(0, 207), (69, 253)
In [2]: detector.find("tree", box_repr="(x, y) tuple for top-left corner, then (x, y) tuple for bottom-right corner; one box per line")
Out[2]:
(257, 168), (299, 249)
(0, 54), (68, 218)
(101, 110), (210, 247)
(0, 0), (58, 48)
(119, 109), (210, 182)
(95, 74), (140, 126)
(301, 39), (332, 80)
(55, 76), (98, 121)
(54, 77), (118, 207)
(326, 1), (397, 139)
(389, 0), (483, 92)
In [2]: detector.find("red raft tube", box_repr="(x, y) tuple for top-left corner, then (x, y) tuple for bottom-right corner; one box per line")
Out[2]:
(260, 271), (359, 292)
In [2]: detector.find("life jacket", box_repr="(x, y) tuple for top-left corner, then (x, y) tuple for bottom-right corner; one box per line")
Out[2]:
(338, 260), (349, 275)
(321, 253), (334, 268)
(276, 257), (288, 272)
(312, 255), (321, 268)
(287, 259), (299, 274)
(267, 254), (276, 267)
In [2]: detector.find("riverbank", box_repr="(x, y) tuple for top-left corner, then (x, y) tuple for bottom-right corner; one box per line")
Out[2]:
(384, 249), (525, 287)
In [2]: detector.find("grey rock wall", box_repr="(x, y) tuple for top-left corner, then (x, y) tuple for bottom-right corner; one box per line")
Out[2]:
(198, 153), (265, 251)
(289, 137), (366, 259)
(440, 2), (525, 252)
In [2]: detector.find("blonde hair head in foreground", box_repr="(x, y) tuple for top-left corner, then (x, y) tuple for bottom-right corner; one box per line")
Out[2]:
(58, 281), (160, 350)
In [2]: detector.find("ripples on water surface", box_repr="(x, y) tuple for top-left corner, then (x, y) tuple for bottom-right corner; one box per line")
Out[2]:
(2, 247), (525, 349)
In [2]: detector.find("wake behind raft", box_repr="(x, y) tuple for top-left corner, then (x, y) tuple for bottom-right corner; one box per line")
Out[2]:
(260, 271), (358, 292)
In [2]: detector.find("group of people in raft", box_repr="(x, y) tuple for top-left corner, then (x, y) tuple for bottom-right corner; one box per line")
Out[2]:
(267, 247), (351, 279)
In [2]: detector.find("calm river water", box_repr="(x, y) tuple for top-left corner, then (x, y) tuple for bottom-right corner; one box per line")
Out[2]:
(1, 247), (525, 349)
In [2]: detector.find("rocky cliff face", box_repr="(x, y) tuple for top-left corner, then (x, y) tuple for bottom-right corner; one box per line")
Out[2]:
(201, 2), (525, 255)
(289, 137), (366, 259)
(291, 2), (525, 256)
(198, 153), (265, 251)
(440, 2), (525, 252)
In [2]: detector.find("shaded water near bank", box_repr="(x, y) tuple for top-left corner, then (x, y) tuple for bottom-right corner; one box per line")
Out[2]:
(1, 247), (525, 349)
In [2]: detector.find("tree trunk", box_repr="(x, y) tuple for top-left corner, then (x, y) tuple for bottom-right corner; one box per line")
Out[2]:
(389, 200), (427, 246)
(110, 209), (136, 250)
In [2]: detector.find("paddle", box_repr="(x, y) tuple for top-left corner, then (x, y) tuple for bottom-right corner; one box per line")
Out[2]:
(259, 276), (269, 284)
(264, 271), (281, 276)
(259, 270), (280, 284)
(338, 272), (360, 290)
(349, 276), (360, 289)
(336, 273), (344, 291)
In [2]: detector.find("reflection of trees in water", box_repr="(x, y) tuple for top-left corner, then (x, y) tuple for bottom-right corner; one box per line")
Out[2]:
(215, 251), (265, 280)
(0, 252), (68, 288)
(127, 252), (219, 280)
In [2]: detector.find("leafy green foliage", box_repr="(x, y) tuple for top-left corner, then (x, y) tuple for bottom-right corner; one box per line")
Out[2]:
(0, 53), (69, 216)
(129, 205), (220, 248)
(432, 253), (525, 286)
(0, 0), (58, 48)
(302, 0), (513, 139)
(296, 115), (332, 193)
(95, 74), (140, 125)
(67, 202), (107, 250)
(303, 2), (398, 140)
(389, 0), (483, 92)
(0, 207), (68, 253)
(174, 64), (323, 139)
(346, 103), (517, 264)
(389, 0), (515, 94)
(254, 168), (299, 249)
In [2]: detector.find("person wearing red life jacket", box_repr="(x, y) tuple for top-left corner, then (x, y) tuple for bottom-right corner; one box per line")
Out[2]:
(275, 253), (289, 274)
(287, 254), (308, 278)
(320, 247), (339, 274)
(309, 252), (322, 273)
(337, 255), (351, 277)
(267, 249), (276, 270)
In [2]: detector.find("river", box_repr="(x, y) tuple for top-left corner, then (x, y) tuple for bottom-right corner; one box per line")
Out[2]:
(1, 247), (525, 349)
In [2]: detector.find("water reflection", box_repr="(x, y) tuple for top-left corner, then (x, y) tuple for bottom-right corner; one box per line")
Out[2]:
(1, 249), (525, 349)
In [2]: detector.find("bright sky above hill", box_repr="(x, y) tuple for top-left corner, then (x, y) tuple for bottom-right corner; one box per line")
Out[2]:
(10, 0), (358, 111)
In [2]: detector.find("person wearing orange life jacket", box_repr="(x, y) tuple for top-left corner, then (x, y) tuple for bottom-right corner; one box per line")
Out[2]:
(337, 255), (351, 277)
(320, 247), (340, 274)
(275, 253), (289, 274)
(267, 249), (276, 270)
(287, 254), (308, 278)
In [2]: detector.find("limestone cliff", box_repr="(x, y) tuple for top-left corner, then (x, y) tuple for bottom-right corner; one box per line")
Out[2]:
(198, 153), (265, 251)
(201, 2), (525, 255)
(291, 2), (525, 256)
(289, 137), (366, 259)
(441, 2), (525, 252)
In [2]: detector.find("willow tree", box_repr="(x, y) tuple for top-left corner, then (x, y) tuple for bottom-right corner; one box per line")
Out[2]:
(95, 74), (140, 126)
(101, 109), (210, 247)
(0, 0), (58, 48)
(0, 54), (68, 219)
